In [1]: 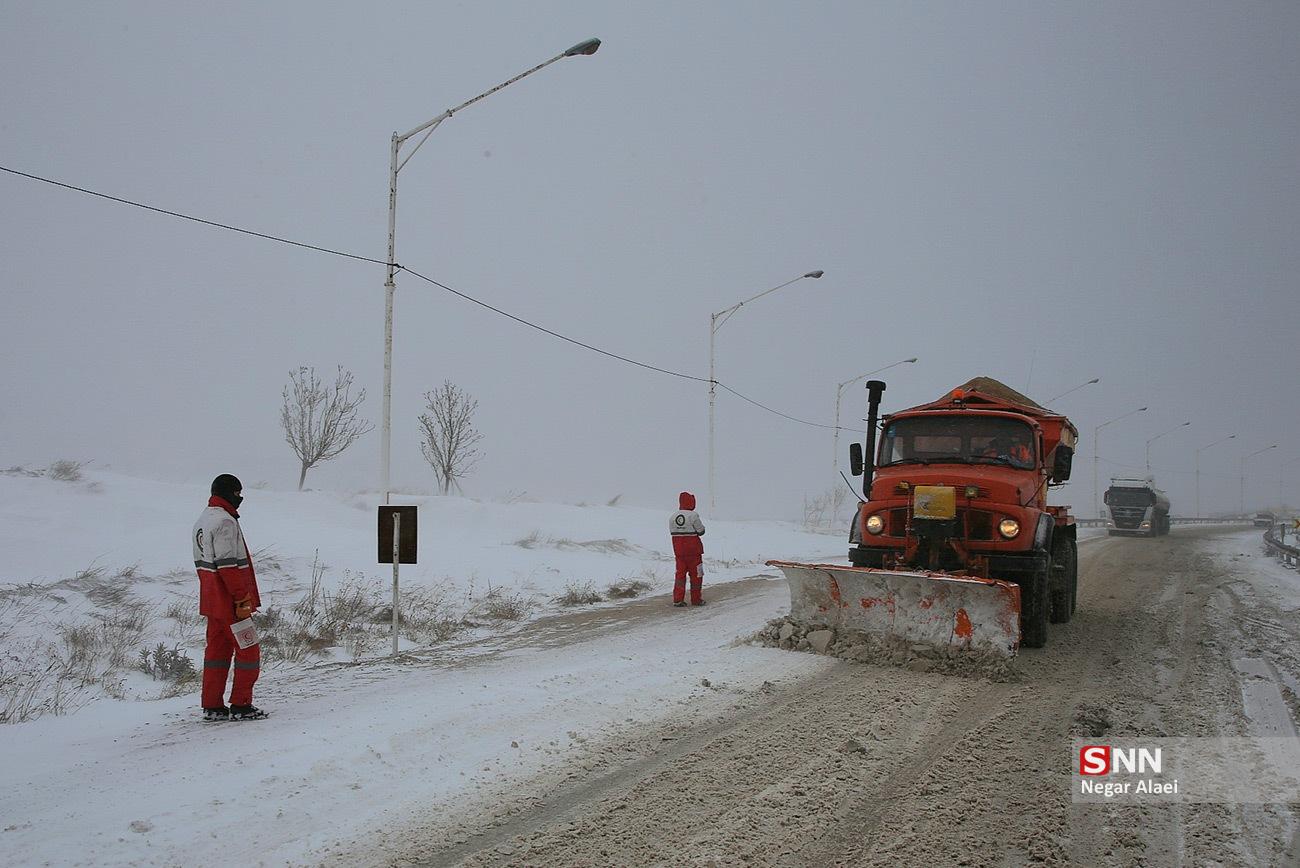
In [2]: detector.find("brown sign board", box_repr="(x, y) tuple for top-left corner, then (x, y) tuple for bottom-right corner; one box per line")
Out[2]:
(377, 506), (417, 564)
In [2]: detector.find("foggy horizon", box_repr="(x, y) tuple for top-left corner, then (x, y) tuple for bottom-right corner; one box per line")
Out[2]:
(3, 2), (1296, 521)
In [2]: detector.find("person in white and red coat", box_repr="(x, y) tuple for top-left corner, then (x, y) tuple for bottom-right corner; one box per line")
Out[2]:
(669, 491), (706, 607)
(192, 474), (266, 721)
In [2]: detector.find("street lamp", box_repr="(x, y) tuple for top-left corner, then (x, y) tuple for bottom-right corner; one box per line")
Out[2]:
(1194, 434), (1235, 518)
(1093, 406), (1147, 519)
(1045, 377), (1100, 405)
(708, 270), (824, 511)
(833, 358), (917, 473)
(1240, 443), (1278, 516)
(380, 38), (601, 500)
(1145, 421), (1190, 473)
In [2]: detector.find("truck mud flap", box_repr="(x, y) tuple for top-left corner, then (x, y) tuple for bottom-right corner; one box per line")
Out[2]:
(767, 561), (1022, 657)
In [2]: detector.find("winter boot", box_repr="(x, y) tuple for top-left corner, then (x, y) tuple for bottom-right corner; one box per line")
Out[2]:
(203, 706), (230, 722)
(229, 704), (269, 721)
(693, 599), (707, 606)
(673, 601), (688, 608)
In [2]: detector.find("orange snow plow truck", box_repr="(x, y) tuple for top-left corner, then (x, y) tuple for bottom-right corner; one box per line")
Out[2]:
(769, 377), (1079, 656)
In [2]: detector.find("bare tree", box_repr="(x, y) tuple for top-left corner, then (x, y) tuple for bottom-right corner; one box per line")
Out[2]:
(803, 485), (850, 531)
(280, 366), (373, 490)
(418, 381), (483, 495)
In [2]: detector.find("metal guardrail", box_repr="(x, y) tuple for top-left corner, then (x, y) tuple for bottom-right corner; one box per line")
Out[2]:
(1263, 525), (1300, 569)
(1075, 517), (1254, 528)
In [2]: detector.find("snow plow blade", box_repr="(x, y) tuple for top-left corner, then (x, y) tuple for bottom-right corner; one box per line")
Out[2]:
(767, 561), (1022, 657)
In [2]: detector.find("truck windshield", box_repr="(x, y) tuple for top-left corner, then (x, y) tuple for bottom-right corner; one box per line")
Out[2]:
(879, 416), (1036, 470)
(1108, 488), (1155, 507)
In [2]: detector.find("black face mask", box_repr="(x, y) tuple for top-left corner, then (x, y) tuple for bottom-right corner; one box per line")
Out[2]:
(211, 474), (244, 511)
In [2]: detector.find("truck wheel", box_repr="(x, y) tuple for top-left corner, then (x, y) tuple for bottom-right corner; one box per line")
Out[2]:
(1067, 539), (1078, 616)
(849, 547), (882, 568)
(1049, 539), (1075, 624)
(1019, 564), (1049, 649)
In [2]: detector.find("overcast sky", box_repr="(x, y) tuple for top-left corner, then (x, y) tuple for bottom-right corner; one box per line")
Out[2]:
(2, 1), (1296, 520)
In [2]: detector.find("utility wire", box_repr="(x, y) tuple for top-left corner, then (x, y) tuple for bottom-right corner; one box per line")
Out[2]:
(398, 266), (709, 384)
(0, 165), (389, 266)
(3, 164), (852, 432)
(400, 267), (852, 431)
(716, 383), (843, 431)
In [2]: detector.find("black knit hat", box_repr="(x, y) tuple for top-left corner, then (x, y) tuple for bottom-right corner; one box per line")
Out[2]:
(211, 473), (243, 504)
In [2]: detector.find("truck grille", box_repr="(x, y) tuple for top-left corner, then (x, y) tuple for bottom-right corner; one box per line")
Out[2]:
(1110, 506), (1145, 529)
(887, 507), (993, 540)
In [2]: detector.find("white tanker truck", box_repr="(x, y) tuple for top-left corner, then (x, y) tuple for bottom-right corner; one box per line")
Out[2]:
(1104, 477), (1171, 537)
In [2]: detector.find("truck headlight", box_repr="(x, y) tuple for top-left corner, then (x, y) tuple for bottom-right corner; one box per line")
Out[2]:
(866, 514), (885, 535)
(998, 518), (1021, 539)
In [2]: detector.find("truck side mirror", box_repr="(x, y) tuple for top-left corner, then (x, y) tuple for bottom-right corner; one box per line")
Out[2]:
(1052, 445), (1074, 482)
(849, 443), (863, 477)
(1103, 490), (1110, 505)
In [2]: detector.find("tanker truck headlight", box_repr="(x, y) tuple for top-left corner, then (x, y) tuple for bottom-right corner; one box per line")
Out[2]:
(865, 514), (886, 535)
(998, 518), (1021, 539)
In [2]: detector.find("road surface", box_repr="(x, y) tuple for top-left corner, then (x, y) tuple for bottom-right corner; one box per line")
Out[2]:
(385, 527), (1300, 867)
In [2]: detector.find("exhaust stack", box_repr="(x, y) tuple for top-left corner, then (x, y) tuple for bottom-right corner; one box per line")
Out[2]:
(862, 380), (887, 498)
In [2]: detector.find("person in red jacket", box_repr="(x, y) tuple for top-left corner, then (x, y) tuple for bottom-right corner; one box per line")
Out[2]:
(191, 474), (267, 721)
(669, 491), (706, 607)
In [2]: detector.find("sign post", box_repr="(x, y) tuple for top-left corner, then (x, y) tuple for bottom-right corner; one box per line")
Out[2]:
(378, 505), (417, 656)
(391, 512), (400, 655)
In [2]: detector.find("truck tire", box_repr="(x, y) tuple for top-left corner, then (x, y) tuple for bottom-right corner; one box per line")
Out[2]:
(1067, 539), (1078, 616)
(849, 547), (882, 568)
(1049, 538), (1075, 624)
(1019, 563), (1050, 649)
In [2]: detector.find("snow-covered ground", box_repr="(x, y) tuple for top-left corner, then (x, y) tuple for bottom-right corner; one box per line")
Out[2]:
(0, 469), (841, 866)
(0, 469), (1183, 866)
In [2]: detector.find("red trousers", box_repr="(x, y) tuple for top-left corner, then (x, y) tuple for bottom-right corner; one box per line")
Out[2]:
(202, 617), (260, 708)
(673, 556), (703, 604)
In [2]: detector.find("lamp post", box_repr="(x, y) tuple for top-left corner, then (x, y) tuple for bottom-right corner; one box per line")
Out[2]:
(1240, 444), (1278, 516)
(1093, 406), (1147, 519)
(833, 358), (917, 473)
(709, 270), (824, 511)
(380, 38), (601, 501)
(1145, 421), (1190, 474)
(1195, 434), (1235, 518)
(1045, 377), (1099, 405)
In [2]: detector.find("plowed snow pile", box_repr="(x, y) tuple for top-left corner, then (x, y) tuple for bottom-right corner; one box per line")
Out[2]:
(754, 616), (1020, 680)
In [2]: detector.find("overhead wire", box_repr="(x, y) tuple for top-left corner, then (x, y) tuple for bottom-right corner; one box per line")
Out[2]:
(399, 267), (852, 432)
(397, 266), (708, 384)
(2, 164), (853, 432)
(0, 165), (389, 266)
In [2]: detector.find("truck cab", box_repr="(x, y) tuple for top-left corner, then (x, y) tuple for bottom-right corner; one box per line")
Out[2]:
(847, 378), (1078, 648)
(1104, 478), (1171, 537)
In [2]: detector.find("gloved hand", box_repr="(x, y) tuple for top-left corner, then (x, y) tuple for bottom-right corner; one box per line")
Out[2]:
(234, 598), (253, 620)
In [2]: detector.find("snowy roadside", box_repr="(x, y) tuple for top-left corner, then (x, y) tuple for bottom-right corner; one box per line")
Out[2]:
(0, 469), (842, 714)
(0, 577), (831, 867)
(0, 469), (845, 865)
